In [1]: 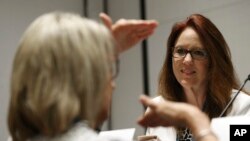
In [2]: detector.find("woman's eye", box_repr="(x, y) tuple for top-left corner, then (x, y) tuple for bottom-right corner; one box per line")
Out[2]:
(193, 50), (206, 56)
(176, 48), (186, 54)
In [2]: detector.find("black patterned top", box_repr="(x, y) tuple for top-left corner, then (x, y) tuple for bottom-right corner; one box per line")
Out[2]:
(176, 128), (193, 141)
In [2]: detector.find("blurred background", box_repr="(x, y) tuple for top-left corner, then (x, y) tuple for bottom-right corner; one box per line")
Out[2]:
(1, 0), (250, 140)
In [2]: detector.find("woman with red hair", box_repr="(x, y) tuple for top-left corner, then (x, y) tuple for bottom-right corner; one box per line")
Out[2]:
(142, 14), (250, 141)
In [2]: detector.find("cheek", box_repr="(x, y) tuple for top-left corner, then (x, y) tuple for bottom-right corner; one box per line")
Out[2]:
(197, 62), (210, 78)
(172, 60), (181, 75)
(103, 81), (114, 109)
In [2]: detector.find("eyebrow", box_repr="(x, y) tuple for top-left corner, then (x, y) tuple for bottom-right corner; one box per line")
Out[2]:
(174, 45), (205, 50)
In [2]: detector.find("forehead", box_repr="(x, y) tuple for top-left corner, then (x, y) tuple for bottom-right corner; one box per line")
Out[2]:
(175, 27), (204, 49)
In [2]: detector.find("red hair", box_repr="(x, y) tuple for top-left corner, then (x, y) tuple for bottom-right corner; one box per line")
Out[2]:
(158, 14), (240, 118)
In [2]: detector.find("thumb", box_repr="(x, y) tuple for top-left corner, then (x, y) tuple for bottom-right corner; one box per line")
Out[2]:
(139, 95), (157, 110)
(99, 12), (113, 30)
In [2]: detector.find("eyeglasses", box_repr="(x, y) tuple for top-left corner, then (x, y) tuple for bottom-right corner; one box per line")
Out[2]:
(111, 59), (120, 80)
(172, 47), (208, 60)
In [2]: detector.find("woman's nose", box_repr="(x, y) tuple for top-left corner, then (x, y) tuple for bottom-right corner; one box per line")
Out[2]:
(183, 53), (193, 64)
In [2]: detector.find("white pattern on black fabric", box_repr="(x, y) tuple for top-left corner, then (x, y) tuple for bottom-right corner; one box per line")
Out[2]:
(176, 128), (193, 141)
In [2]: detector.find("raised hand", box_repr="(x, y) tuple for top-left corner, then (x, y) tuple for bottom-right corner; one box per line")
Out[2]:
(137, 95), (212, 138)
(137, 95), (188, 128)
(99, 13), (158, 53)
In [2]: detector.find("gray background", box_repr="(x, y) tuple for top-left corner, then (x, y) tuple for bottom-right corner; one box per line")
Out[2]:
(1, 0), (250, 140)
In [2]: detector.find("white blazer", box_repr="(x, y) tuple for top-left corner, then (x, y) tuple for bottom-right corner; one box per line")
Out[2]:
(146, 89), (250, 141)
(8, 122), (128, 141)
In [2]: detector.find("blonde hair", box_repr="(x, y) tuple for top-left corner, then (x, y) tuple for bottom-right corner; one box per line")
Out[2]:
(8, 12), (115, 141)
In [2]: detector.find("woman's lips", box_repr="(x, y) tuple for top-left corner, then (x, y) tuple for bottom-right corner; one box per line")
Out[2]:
(181, 69), (195, 75)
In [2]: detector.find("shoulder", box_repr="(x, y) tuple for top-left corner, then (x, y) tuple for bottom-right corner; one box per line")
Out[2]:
(30, 122), (111, 141)
(231, 89), (250, 103)
(228, 89), (250, 116)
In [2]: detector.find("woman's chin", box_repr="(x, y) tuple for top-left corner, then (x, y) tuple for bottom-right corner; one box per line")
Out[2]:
(180, 79), (194, 88)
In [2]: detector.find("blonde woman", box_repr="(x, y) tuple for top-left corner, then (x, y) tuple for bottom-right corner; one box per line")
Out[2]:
(8, 11), (157, 141)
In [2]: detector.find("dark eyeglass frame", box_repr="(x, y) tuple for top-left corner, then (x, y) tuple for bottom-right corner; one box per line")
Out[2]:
(172, 47), (208, 60)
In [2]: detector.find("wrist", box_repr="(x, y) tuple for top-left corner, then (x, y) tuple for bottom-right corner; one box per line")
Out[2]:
(185, 106), (210, 134)
(194, 128), (217, 141)
(184, 107), (217, 141)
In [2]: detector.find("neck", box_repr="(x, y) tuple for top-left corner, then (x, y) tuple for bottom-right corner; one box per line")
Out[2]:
(183, 86), (207, 109)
